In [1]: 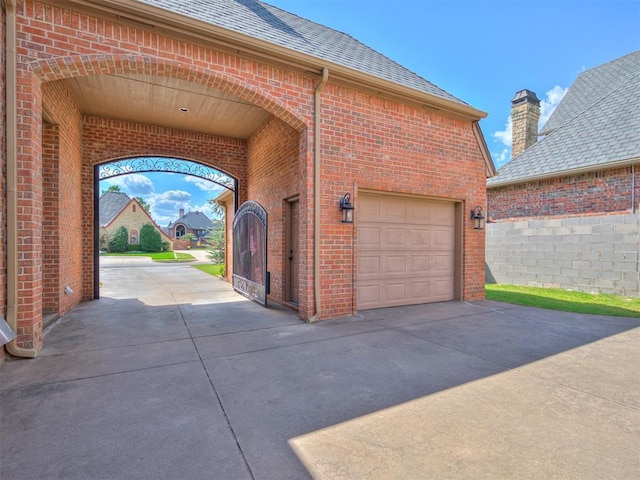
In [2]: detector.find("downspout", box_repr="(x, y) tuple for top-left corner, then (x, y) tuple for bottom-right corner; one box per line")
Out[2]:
(308, 67), (328, 323)
(632, 164), (636, 213)
(5, 0), (37, 357)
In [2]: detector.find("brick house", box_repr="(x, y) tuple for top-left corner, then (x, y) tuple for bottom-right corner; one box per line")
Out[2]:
(167, 209), (216, 249)
(1, 0), (494, 359)
(99, 191), (173, 251)
(486, 51), (640, 295)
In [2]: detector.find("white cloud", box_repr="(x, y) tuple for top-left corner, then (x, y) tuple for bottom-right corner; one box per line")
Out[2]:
(104, 174), (155, 195)
(490, 85), (568, 167)
(539, 85), (568, 130)
(183, 176), (226, 194)
(493, 116), (513, 148)
(491, 148), (510, 169)
(147, 190), (192, 226)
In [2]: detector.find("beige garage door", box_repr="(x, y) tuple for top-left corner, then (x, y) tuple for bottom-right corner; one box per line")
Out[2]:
(358, 193), (456, 310)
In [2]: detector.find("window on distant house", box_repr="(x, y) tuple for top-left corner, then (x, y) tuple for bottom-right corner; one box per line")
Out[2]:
(176, 225), (186, 238)
(130, 229), (138, 244)
(133, 204), (136, 212)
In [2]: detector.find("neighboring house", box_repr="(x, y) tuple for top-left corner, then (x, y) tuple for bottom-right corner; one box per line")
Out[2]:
(487, 51), (640, 296)
(2, 0), (494, 358)
(99, 191), (173, 251)
(167, 209), (216, 246)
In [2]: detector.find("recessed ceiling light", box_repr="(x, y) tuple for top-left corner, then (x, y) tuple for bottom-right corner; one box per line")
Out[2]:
(179, 107), (189, 112)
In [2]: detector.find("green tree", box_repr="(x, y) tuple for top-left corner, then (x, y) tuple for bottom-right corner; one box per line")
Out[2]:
(109, 226), (128, 253)
(135, 197), (151, 213)
(140, 223), (162, 252)
(101, 184), (121, 195)
(207, 198), (224, 219)
(206, 222), (225, 267)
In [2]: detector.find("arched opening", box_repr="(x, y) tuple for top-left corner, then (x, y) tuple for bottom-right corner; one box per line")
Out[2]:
(94, 156), (238, 298)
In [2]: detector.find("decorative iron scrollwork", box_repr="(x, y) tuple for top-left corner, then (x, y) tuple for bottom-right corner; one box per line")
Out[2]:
(99, 157), (235, 191)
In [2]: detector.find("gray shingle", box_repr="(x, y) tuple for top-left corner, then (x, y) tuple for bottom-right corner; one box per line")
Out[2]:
(99, 191), (131, 226)
(488, 51), (640, 188)
(136, 0), (466, 105)
(541, 51), (640, 135)
(168, 211), (215, 230)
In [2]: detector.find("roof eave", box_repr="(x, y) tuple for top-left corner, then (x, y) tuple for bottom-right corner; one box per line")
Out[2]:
(64, 0), (487, 121)
(487, 156), (640, 189)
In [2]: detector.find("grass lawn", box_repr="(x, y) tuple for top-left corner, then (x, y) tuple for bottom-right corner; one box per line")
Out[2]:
(105, 251), (196, 262)
(193, 264), (224, 277)
(485, 284), (640, 318)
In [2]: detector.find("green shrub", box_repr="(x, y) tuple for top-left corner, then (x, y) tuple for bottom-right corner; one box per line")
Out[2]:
(127, 244), (141, 251)
(109, 226), (128, 253)
(161, 241), (170, 252)
(140, 224), (162, 252)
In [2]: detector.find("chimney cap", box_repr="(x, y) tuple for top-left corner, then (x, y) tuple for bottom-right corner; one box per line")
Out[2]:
(511, 89), (540, 106)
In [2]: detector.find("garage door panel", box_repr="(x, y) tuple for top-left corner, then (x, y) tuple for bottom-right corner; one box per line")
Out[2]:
(431, 278), (455, 299)
(430, 202), (456, 225)
(358, 284), (381, 307)
(410, 229), (431, 247)
(385, 256), (407, 274)
(358, 256), (381, 275)
(432, 228), (455, 247)
(385, 228), (407, 246)
(410, 255), (430, 274)
(431, 253), (454, 273)
(359, 227), (381, 247)
(358, 194), (456, 310)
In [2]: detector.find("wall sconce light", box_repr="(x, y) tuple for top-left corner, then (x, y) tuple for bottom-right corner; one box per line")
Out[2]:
(470, 206), (485, 230)
(340, 193), (355, 223)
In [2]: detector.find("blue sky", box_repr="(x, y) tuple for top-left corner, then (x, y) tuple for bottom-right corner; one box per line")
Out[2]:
(100, 0), (640, 226)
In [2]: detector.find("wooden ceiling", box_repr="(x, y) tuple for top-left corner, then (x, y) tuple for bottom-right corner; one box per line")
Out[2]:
(63, 73), (271, 139)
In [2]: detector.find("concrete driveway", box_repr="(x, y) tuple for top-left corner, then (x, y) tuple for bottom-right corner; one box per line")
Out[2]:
(1, 258), (639, 479)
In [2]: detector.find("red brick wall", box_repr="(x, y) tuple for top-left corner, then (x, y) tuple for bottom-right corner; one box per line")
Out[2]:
(6, 0), (489, 352)
(82, 117), (250, 299)
(247, 115), (301, 306)
(488, 166), (639, 221)
(41, 82), (83, 316)
(317, 84), (488, 315)
(42, 121), (59, 313)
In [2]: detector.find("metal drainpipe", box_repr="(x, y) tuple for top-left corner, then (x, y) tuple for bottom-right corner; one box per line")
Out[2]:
(632, 164), (636, 213)
(5, 0), (37, 357)
(308, 67), (329, 323)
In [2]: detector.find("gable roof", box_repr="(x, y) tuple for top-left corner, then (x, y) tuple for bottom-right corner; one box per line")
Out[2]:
(168, 211), (215, 230)
(133, 0), (475, 112)
(99, 191), (131, 226)
(488, 50), (640, 188)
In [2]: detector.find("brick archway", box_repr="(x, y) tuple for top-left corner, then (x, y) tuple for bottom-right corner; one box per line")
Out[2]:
(31, 54), (308, 133)
(34, 54), (310, 304)
(93, 155), (241, 299)
(16, 51), (312, 352)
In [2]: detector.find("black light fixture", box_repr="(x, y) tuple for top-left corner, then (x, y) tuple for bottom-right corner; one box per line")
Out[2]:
(470, 206), (485, 230)
(340, 193), (355, 223)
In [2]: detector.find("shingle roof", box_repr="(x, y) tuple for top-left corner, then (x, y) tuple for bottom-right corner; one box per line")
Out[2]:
(488, 51), (640, 188)
(136, 0), (467, 106)
(99, 191), (131, 226)
(168, 211), (215, 230)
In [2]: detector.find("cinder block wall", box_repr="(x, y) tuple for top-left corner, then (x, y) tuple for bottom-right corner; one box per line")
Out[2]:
(486, 214), (640, 296)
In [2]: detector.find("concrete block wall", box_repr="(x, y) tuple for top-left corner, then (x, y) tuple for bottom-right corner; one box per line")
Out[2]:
(486, 214), (640, 296)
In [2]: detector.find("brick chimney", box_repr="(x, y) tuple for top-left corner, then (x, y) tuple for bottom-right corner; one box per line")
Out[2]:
(511, 89), (540, 158)
(179, 208), (184, 218)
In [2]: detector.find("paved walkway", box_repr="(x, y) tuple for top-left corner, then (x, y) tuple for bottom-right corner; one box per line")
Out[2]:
(1, 259), (639, 479)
